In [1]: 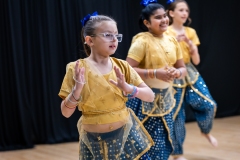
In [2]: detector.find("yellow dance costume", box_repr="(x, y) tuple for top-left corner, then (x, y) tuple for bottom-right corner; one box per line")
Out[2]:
(166, 26), (217, 156)
(126, 32), (183, 160)
(59, 57), (154, 160)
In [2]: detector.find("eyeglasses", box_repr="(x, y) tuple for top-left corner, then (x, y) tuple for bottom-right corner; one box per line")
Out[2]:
(90, 33), (123, 42)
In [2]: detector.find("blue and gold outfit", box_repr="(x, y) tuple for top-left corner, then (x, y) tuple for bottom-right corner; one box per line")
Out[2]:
(166, 26), (217, 156)
(59, 58), (154, 160)
(126, 32), (183, 160)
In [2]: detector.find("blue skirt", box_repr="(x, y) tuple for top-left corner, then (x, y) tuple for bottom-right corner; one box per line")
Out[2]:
(79, 109), (153, 160)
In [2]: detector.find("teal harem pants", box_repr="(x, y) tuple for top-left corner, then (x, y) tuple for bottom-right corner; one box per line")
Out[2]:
(171, 75), (217, 155)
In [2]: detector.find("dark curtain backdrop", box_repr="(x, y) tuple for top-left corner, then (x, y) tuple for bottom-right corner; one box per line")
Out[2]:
(0, 0), (239, 151)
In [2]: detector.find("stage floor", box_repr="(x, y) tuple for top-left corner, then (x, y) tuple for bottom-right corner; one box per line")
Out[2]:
(0, 115), (239, 160)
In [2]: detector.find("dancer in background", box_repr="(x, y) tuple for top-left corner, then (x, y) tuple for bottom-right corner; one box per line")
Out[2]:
(126, 0), (187, 159)
(58, 11), (155, 160)
(166, 0), (218, 159)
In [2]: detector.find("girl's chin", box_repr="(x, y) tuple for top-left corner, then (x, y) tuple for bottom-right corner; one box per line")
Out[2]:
(161, 27), (168, 32)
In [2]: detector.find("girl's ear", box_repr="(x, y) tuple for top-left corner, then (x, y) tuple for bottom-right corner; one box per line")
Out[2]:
(143, 19), (150, 29)
(169, 10), (174, 18)
(85, 36), (94, 46)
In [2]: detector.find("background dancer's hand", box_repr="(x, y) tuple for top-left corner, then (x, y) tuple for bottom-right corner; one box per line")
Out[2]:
(156, 67), (174, 82)
(177, 34), (189, 43)
(166, 67), (181, 79)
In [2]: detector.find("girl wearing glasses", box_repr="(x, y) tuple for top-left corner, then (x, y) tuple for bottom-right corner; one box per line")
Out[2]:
(126, 0), (187, 159)
(166, 0), (218, 159)
(58, 12), (155, 160)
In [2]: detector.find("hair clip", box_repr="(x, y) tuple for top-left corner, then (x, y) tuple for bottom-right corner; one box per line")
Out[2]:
(140, 0), (158, 7)
(166, 0), (175, 5)
(80, 11), (98, 27)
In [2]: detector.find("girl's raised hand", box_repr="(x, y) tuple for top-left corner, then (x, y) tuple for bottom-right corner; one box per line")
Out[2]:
(109, 66), (132, 93)
(74, 60), (85, 88)
(177, 34), (189, 43)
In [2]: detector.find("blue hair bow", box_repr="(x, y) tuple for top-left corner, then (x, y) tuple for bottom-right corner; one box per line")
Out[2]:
(140, 0), (158, 7)
(166, 0), (175, 4)
(80, 11), (98, 27)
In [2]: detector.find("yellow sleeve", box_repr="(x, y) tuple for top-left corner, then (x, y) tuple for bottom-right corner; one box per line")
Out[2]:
(113, 58), (144, 87)
(127, 37), (146, 63)
(58, 62), (76, 100)
(188, 28), (200, 46)
(126, 62), (144, 87)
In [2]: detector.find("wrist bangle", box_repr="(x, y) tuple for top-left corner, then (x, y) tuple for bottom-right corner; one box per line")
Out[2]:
(64, 100), (76, 109)
(123, 85), (138, 99)
(73, 76), (86, 84)
(67, 96), (78, 104)
(144, 69), (148, 79)
(72, 92), (82, 102)
(153, 69), (157, 79)
(149, 69), (154, 79)
(177, 69), (182, 78)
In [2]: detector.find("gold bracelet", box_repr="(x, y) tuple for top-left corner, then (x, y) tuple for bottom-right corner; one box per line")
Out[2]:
(149, 69), (154, 79)
(72, 92), (82, 102)
(64, 100), (76, 109)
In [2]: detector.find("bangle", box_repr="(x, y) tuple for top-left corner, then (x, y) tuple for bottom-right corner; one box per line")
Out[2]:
(72, 92), (82, 102)
(123, 85), (138, 99)
(148, 69), (154, 79)
(177, 69), (182, 78)
(123, 85), (136, 96)
(132, 87), (139, 98)
(144, 69), (148, 79)
(67, 96), (78, 104)
(73, 76), (86, 84)
(153, 69), (157, 79)
(64, 100), (76, 109)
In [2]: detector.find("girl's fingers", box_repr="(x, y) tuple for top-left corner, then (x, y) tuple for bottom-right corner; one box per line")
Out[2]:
(80, 67), (85, 75)
(109, 79), (117, 86)
(75, 61), (79, 70)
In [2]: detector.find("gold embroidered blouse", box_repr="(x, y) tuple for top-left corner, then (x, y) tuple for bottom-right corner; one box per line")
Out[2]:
(58, 57), (143, 124)
(127, 32), (183, 69)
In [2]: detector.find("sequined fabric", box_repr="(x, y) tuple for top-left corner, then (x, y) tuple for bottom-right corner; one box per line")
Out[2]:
(126, 97), (174, 160)
(78, 109), (154, 160)
(142, 88), (176, 116)
(171, 87), (186, 155)
(171, 70), (217, 155)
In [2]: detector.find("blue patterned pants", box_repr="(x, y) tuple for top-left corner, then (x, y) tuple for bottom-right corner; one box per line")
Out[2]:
(172, 76), (217, 155)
